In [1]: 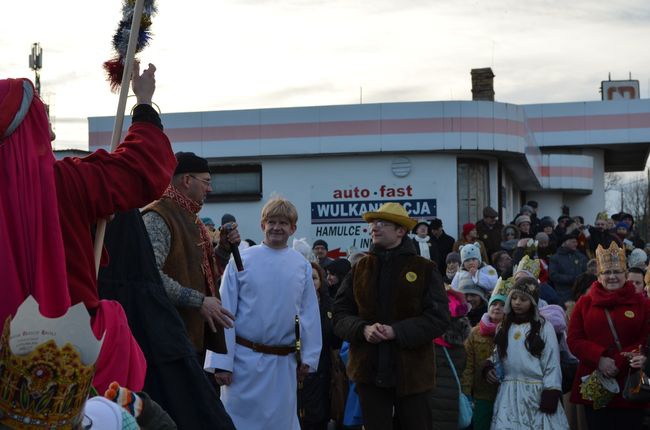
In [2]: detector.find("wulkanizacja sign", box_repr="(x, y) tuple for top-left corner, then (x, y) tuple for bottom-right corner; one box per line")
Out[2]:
(309, 183), (437, 253)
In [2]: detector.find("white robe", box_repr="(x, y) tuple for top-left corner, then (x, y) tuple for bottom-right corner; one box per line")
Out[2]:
(204, 244), (322, 430)
(490, 320), (569, 430)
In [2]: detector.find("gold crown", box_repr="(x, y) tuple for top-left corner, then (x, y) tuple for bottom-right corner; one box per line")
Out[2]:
(514, 255), (541, 279)
(596, 211), (609, 222)
(596, 242), (626, 273)
(0, 297), (100, 429)
(492, 276), (514, 298)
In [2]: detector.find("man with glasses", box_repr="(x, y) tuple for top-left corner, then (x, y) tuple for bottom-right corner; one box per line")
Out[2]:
(333, 202), (450, 430)
(143, 152), (239, 377)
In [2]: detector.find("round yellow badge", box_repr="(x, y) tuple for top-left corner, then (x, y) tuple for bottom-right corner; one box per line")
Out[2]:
(625, 311), (635, 319)
(513, 331), (522, 341)
(406, 272), (417, 282)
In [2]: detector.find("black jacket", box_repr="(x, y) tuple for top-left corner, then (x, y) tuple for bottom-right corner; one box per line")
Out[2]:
(299, 290), (335, 426)
(431, 231), (456, 274)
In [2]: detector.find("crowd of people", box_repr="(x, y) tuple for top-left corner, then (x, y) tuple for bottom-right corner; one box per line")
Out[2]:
(2, 66), (650, 430)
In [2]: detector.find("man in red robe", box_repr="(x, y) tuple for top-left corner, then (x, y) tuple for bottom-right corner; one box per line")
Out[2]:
(0, 62), (176, 392)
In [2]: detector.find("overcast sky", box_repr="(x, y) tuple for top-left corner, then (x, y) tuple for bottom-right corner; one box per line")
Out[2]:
(3, 0), (650, 153)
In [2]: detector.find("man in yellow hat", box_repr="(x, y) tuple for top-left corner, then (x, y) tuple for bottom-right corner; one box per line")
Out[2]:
(333, 202), (450, 430)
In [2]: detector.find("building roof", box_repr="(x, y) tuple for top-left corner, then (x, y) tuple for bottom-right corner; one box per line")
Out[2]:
(89, 98), (650, 191)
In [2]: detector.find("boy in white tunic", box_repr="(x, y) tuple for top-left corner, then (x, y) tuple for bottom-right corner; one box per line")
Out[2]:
(204, 197), (322, 430)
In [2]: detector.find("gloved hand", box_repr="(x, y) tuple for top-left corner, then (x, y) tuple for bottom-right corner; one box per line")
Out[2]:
(539, 389), (562, 414)
(104, 381), (144, 418)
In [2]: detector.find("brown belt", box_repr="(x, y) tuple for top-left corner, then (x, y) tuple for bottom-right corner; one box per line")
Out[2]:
(235, 335), (296, 356)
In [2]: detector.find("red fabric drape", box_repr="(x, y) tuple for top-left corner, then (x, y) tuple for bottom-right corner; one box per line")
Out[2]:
(91, 300), (147, 392)
(0, 79), (70, 322)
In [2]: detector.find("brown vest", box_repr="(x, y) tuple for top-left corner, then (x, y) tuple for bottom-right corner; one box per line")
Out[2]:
(143, 198), (226, 354)
(347, 254), (436, 396)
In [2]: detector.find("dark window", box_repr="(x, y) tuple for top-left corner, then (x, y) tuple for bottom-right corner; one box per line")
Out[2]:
(206, 164), (262, 202)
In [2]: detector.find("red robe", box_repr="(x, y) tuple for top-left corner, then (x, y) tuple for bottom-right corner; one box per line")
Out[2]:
(567, 281), (650, 408)
(54, 122), (176, 391)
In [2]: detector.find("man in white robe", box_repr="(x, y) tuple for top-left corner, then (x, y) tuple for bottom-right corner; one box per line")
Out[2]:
(204, 197), (322, 430)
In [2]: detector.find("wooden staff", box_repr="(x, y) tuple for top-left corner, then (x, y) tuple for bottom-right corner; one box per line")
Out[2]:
(94, 0), (146, 276)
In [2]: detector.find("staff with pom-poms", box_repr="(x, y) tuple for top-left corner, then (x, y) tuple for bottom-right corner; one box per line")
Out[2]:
(94, 0), (157, 274)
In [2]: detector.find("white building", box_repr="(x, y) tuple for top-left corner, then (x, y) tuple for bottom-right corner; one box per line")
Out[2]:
(89, 70), (650, 254)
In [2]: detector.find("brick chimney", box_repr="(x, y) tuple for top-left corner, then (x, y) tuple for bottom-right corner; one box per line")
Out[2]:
(471, 68), (495, 101)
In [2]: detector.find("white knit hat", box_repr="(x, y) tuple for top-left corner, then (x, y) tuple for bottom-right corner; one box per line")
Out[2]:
(460, 243), (482, 264)
(628, 248), (648, 269)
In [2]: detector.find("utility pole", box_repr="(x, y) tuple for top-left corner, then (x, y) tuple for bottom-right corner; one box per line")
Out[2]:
(29, 43), (43, 95)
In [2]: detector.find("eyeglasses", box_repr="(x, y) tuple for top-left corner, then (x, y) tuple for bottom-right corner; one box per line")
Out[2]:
(601, 270), (625, 276)
(368, 220), (396, 229)
(189, 175), (211, 186)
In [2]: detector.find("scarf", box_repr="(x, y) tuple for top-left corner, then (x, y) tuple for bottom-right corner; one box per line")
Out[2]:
(588, 280), (638, 308)
(414, 235), (430, 259)
(479, 313), (498, 336)
(161, 185), (217, 295)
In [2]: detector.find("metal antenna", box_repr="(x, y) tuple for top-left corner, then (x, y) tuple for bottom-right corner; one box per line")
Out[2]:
(29, 43), (43, 95)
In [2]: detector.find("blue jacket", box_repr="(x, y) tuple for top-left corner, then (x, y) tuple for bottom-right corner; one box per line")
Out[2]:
(549, 246), (588, 291)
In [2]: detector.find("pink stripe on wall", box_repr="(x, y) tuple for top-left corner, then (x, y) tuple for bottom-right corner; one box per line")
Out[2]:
(88, 112), (650, 148)
(540, 166), (593, 178)
(89, 117), (527, 148)
(528, 113), (650, 132)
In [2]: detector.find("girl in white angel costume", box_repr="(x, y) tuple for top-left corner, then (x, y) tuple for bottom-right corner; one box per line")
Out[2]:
(484, 276), (569, 429)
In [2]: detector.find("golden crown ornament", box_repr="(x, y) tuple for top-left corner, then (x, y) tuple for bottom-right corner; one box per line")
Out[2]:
(595, 242), (627, 273)
(515, 255), (542, 279)
(0, 296), (102, 429)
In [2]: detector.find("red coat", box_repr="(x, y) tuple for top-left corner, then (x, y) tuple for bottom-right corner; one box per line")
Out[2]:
(54, 122), (176, 310)
(567, 281), (650, 408)
(54, 122), (176, 391)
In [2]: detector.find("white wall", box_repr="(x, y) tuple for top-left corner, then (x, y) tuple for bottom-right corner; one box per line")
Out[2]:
(200, 153), (458, 252)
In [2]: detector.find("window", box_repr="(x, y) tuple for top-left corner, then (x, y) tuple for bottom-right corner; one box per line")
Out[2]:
(206, 164), (262, 202)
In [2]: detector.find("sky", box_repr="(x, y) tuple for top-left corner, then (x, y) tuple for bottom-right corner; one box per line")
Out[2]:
(3, 0), (650, 155)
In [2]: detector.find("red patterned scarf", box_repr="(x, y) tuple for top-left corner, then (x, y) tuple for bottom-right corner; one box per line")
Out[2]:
(162, 185), (217, 295)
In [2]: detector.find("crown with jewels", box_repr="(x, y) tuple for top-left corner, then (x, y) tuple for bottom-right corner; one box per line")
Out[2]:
(490, 276), (514, 306)
(595, 242), (626, 273)
(514, 255), (541, 279)
(0, 296), (102, 429)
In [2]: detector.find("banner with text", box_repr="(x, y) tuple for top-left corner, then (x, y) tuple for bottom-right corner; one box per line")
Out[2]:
(310, 184), (436, 254)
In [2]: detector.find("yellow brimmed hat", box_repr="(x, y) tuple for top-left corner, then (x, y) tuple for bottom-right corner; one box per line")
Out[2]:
(362, 202), (417, 230)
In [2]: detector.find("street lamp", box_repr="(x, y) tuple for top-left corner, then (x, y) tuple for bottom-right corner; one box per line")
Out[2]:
(29, 43), (43, 95)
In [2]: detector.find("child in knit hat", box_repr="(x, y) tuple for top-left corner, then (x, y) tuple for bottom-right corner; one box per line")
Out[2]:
(461, 278), (509, 430)
(456, 271), (489, 326)
(451, 243), (499, 293)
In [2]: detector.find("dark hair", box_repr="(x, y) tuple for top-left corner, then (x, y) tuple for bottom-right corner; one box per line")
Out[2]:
(494, 294), (545, 360)
(629, 267), (646, 276)
(430, 218), (443, 230)
(310, 262), (329, 302)
(572, 273), (597, 301)
(491, 250), (509, 264)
